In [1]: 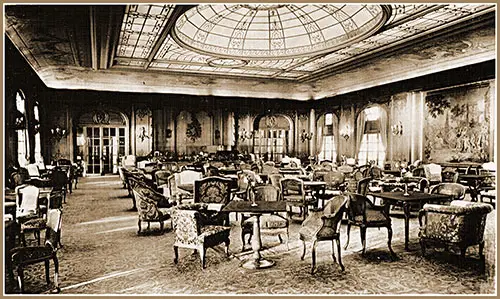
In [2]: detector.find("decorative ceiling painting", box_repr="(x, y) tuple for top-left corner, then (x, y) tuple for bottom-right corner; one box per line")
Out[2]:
(4, 3), (496, 100)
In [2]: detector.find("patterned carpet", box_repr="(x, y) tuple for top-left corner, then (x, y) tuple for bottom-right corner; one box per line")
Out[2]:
(4, 175), (496, 295)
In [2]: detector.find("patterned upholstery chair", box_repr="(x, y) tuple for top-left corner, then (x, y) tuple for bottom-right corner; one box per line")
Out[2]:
(423, 163), (443, 185)
(172, 203), (231, 269)
(132, 182), (172, 234)
(280, 177), (317, 221)
(418, 200), (493, 271)
(299, 195), (348, 274)
(154, 170), (171, 189)
(241, 185), (289, 251)
(344, 193), (396, 258)
(10, 209), (62, 293)
(193, 176), (233, 226)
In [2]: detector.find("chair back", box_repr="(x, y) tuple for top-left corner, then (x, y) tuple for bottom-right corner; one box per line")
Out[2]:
(280, 177), (305, 196)
(262, 164), (279, 175)
(16, 185), (40, 216)
(312, 169), (329, 181)
(356, 177), (372, 196)
(430, 183), (466, 200)
(45, 209), (62, 250)
(337, 164), (354, 175)
(155, 170), (171, 187)
(251, 185), (280, 202)
(122, 155), (136, 167)
(178, 170), (203, 185)
(402, 176), (429, 192)
(51, 169), (69, 190)
(194, 176), (232, 206)
(27, 164), (41, 177)
(57, 159), (72, 166)
(322, 195), (348, 230)
(423, 163), (443, 183)
(132, 184), (167, 221)
(346, 193), (372, 223)
(324, 171), (345, 190)
(239, 163), (252, 171)
(268, 173), (284, 188)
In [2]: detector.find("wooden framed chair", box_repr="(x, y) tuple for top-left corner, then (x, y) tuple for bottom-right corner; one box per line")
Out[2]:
(241, 185), (289, 251)
(344, 193), (396, 258)
(193, 176), (233, 226)
(430, 183), (466, 204)
(299, 195), (348, 274)
(280, 177), (317, 222)
(10, 209), (62, 293)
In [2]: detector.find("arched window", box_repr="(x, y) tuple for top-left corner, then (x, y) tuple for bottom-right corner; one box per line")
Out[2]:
(318, 113), (338, 162)
(15, 90), (29, 167)
(33, 102), (43, 166)
(356, 106), (388, 167)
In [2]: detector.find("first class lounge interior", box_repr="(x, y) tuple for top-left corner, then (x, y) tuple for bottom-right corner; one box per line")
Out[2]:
(3, 3), (497, 295)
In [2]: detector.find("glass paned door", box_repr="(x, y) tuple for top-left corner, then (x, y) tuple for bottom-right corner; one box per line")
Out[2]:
(253, 129), (288, 162)
(85, 126), (125, 174)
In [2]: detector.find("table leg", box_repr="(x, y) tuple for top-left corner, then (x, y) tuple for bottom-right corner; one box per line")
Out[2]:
(241, 214), (275, 269)
(403, 202), (411, 251)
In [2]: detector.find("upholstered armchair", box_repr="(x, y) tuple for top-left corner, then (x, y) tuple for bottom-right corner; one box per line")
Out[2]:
(132, 182), (172, 235)
(10, 209), (62, 293)
(172, 203), (231, 269)
(344, 193), (396, 257)
(299, 195), (348, 274)
(418, 200), (493, 270)
(423, 163), (443, 185)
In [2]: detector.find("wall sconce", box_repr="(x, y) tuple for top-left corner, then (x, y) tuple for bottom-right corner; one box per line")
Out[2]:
(239, 128), (254, 141)
(50, 126), (68, 141)
(166, 128), (172, 139)
(392, 121), (403, 136)
(340, 124), (351, 140)
(300, 129), (314, 143)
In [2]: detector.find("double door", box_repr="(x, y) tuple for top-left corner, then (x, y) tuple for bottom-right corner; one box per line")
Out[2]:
(253, 129), (289, 162)
(85, 127), (126, 174)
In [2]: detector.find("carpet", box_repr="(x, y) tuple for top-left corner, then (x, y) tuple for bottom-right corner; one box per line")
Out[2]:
(4, 175), (496, 295)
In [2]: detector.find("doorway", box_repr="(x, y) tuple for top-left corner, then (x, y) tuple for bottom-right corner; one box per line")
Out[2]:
(84, 126), (126, 175)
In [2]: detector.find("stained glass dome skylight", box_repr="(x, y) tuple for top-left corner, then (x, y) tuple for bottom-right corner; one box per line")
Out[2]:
(173, 4), (390, 60)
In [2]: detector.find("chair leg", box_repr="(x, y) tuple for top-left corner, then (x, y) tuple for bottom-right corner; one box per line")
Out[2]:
(17, 267), (24, 293)
(479, 241), (486, 273)
(241, 230), (247, 251)
(53, 256), (60, 292)
(36, 231), (41, 245)
(331, 240), (337, 263)
(285, 229), (290, 251)
(137, 220), (141, 234)
(420, 239), (426, 256)
(160, 221), (164, 234)
(311, 240), (318, 274)
(344, 224), (351, 250)
(21, 232), (27, 247)
(199, 247), (206, 269)
(147, 222), (150, 230)
(224, 239), (230, 257)
(45, 260), (50, 284)
(387, 226), (396, 258)
(173, 246), (179, 264)
(360, 227), (367, 255)
(336, 238), (345, 271)
(301, 239), (306, 260)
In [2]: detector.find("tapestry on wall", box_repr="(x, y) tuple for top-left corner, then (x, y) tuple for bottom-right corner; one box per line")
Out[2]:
(423, 83), (492, 163)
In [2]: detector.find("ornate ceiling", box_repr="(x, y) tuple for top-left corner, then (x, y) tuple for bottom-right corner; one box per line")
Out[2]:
(4, 3), (496, 100)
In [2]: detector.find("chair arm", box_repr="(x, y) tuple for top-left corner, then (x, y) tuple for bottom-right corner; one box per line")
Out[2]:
(172, 209), (202, 244)
(422, 202), (493, 215)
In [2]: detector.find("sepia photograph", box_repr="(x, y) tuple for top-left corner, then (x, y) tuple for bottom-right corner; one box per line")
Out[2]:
(3, 3), (497, 295)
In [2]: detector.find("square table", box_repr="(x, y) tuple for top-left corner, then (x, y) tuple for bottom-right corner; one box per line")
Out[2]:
(458, 174), (495, 202)
(367, 191), (450, 251)
(222, 200), (286, 269)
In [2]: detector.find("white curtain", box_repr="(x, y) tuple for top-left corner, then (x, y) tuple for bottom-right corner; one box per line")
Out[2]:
(315, 115), (325, 156)
(379, 107), (388, 150)
(355, 111), (366, 159)
(332, 113), (339, 162)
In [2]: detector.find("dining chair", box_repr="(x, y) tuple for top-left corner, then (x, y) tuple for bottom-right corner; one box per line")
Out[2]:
(344, 193), (396, 258)
(280, 177), (316, 221)
(132, 182), (172, 234)
(430, 183), (466, 204)
(10, 209), (62, 293)
(240, 185), (289, 251)
(299, 195), (348, 274)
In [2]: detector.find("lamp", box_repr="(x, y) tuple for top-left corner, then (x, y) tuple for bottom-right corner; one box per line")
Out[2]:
(50, 126), (67, 141)
(300, 129), (314, 143)
(340, 124), (351, 140)
(392, 121), (403, 136)
(239, 128), (254, 141)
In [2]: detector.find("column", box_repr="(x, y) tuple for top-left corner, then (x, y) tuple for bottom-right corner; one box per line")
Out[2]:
(309, 108), (316, 157)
